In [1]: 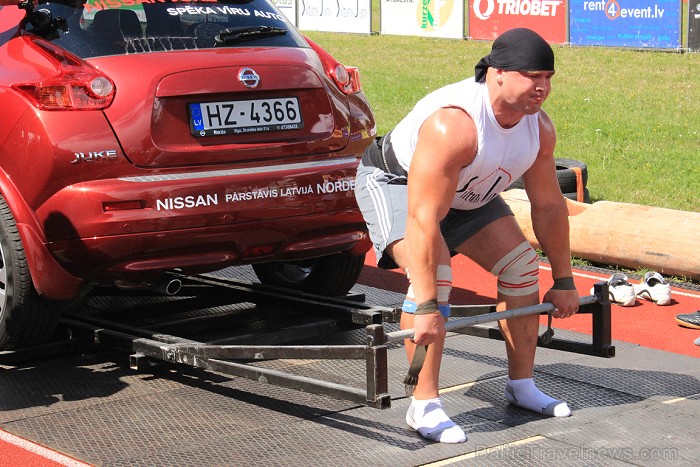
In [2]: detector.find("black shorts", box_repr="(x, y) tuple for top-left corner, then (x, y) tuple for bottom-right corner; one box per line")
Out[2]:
(355, 162), (514, 270)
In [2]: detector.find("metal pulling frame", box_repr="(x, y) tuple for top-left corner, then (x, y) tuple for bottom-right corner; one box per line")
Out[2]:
(445, 282), (616, 357)
(1, 277), (615, 410)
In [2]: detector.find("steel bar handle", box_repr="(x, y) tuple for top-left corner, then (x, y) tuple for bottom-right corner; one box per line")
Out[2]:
(384, 295), (599, 344)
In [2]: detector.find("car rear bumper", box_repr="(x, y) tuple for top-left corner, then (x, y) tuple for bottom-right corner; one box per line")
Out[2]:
(36, 155), (370, 281)
(46, 209), (370, 280)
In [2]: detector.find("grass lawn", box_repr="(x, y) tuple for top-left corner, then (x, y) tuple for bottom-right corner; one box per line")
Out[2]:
(304, 31), (700, 213)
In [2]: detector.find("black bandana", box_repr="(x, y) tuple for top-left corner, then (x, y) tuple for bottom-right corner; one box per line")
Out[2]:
(475, 28), (554, 82)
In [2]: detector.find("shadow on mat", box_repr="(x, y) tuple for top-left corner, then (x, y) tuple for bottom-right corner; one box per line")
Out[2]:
(441, 347), (700, 432)
(2, 347), (698, 451)
(0, 353), (129, 414)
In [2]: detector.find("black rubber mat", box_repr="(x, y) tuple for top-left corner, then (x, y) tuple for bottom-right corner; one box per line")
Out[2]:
(1, 266), (698, 466)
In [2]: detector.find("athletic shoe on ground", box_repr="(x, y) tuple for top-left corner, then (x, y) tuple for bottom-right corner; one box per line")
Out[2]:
(634, 271), (672, 305)
(675, 311), (700, 330)
(591, 273), (636, 306)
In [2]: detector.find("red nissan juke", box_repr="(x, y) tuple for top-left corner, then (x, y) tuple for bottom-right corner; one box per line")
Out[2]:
(0, 0), (376, 349)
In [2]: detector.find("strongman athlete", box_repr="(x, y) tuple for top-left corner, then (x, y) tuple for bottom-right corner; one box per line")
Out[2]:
(355, 28), (580, 443)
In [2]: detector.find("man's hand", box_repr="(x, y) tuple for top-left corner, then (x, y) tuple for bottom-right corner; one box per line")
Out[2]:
(412, 312), (446, 345)
(542, 288), (580, 318)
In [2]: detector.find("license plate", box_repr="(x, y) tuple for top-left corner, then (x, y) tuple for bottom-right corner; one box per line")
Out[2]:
(189, 97), (303, 137)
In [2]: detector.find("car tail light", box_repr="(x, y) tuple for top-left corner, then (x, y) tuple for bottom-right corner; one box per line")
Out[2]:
(304, 36), (362, 95)
(13, 36), (115, 110)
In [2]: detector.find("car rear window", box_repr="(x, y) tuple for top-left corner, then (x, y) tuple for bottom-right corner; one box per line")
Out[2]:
(27, 0), (308, 58)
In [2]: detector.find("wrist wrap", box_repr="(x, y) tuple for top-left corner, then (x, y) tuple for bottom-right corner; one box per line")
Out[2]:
(415, 299), (440, 315)
(551, 277), (576, 290)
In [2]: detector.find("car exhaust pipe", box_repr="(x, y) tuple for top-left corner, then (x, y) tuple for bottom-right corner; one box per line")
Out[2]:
(142, 277), (182, 296)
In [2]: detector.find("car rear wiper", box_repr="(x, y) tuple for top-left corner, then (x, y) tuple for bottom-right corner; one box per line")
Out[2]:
(214, 26), (288, 45)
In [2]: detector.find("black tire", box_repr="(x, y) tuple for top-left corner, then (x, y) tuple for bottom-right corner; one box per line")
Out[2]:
(0, 195), (62, 350)
(553, 158), (588, 194)
(252, 251), (365, 297)
(507, 158), (588, 194)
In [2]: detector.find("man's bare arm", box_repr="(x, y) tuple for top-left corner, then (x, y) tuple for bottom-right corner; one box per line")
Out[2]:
(405, 108), (477, 343)
(522, 111), (579, 317)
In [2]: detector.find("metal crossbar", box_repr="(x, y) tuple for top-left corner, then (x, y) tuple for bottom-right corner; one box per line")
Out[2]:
(385, 295), (600, 344)
(0, 276), (615, 410)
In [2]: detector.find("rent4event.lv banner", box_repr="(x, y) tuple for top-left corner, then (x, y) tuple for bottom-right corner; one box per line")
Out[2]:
(569, 0), (681, 48)
(469, 0), (568, 43)
(381, 0), (465, 39)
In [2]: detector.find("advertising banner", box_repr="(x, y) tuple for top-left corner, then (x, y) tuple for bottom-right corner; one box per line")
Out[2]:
(569, 0), (681, 48)
(298, 0), (371, 33)
(689, 0), (700, 51)
(468, 0), (568, 43)
(272, 0), (298, 26)
(380, 0), (465, 39)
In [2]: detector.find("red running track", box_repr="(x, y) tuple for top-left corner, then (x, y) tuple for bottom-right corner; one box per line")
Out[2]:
(0, 429), (92, 467)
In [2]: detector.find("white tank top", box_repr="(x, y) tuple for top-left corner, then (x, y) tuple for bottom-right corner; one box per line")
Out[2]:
(390, 78), (541, 210)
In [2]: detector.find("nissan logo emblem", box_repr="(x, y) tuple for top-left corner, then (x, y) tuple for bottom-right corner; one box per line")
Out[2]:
(238, 68), (260, 88)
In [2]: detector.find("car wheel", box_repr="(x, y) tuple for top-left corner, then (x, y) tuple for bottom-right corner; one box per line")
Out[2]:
(0, 196), (62, 350)
(252, 251), (366, 297)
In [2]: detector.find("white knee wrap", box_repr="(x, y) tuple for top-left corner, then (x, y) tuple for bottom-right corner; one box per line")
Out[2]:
(436, 264), (452, 303)
(490, 241), (539, 296)
(406, 265), (452, 302)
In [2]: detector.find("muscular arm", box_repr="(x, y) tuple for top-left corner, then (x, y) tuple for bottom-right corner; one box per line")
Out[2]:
(405, 108), (477, 343)
(522, 111), (580, 317)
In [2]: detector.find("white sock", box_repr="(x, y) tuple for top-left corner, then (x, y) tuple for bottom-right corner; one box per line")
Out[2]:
(405, 397), (467, 443)
(505, 377), (572, 417)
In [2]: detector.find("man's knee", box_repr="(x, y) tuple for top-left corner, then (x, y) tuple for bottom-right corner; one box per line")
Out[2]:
(490, 241), (539, 296)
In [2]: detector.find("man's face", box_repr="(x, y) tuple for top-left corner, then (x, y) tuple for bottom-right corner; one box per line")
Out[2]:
(500, 70), (555, 114)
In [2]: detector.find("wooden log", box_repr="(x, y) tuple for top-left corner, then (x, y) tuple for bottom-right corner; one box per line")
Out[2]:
(502, 189), (700, 281)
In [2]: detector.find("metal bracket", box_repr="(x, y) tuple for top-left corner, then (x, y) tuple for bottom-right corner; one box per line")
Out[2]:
(436, 282), (615, 358)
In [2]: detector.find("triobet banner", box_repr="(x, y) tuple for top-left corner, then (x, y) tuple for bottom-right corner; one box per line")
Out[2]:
(381, 0), (465, 39)
(468, 0), (568, 43)
(569, 0), (681, 48)
(271, 0), (298, 26)
(298, 0), (371, 33)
